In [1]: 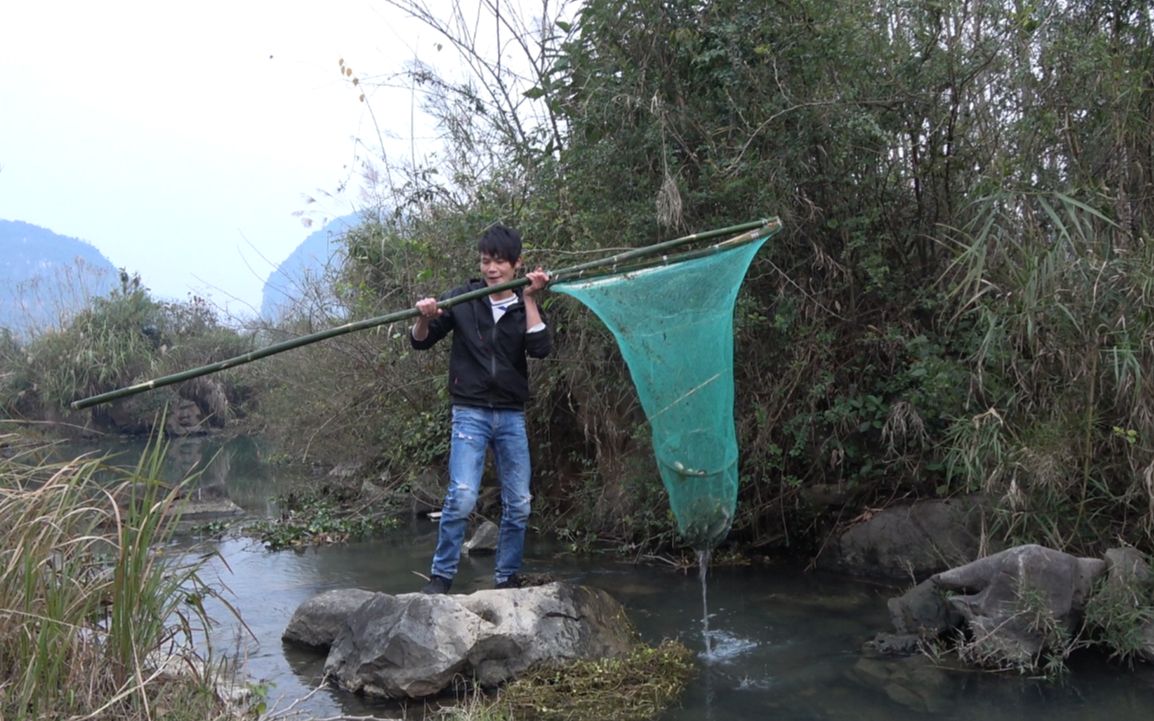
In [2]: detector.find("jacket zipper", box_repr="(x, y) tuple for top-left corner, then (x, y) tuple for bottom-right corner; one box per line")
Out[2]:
(489, 294), (517, 378)
(490, 321), (498, 378)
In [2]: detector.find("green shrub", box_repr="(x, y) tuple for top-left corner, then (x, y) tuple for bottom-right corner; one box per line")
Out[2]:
(1084, 559), (1154, 665)
(4, 273), (253, 431)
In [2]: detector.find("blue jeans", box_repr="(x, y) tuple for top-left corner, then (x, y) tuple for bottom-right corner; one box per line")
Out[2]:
(430, 405), (532, 584)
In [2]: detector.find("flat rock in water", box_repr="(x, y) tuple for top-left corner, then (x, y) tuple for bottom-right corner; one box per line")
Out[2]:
(310, 581), (634, 699)
(177, 497), (246, 519)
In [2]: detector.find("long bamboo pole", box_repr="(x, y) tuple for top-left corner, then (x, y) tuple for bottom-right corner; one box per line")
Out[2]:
(71, 217), (782, 409)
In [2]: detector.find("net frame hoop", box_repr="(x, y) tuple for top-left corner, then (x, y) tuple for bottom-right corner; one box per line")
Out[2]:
(551, 222), (777, 287)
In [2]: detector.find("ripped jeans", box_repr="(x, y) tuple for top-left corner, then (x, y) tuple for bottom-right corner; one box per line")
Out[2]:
(430, 405), (532, 584)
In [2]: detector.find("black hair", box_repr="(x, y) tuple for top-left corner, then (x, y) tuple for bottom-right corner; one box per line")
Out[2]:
(478, 224), (522, 263)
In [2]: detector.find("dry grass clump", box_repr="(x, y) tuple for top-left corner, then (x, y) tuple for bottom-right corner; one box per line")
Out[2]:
(0, 430), (239, 721)
(494, 640), (696, 721)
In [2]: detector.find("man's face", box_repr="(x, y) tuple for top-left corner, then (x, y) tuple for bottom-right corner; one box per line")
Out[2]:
(480, 253), (520, 287)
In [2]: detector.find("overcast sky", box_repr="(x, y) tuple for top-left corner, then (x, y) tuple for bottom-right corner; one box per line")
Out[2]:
(0, 0), (450, 318)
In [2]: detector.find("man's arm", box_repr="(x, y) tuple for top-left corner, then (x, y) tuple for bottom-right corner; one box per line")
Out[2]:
(522, 267), (551, 358)
(411, 297), (440, 342)
(522, 268), (549, 327)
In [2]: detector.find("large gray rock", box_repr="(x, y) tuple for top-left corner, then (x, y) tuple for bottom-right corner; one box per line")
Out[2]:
(317, 582), (634, 699)
(932, 544), (1106, 668)
(282, 589), (377, 649)
(821, 498), (981, 580)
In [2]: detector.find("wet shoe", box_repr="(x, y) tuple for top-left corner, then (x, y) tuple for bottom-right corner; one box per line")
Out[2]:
(494, 574), (523, 590)
(421, 575), (452, 594)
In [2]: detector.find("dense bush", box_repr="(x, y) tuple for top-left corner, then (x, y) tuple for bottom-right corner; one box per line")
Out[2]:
(0, 272), (254, 432)
(306, 0), (1151, 557)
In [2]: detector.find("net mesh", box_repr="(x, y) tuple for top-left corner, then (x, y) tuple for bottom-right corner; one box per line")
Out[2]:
(552, 238), (766, 548)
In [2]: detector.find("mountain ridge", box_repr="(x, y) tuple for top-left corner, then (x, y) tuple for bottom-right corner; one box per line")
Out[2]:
(1, 214), (367, 333)
(0, 219), (120, 335)
(260, 213), (359, 321)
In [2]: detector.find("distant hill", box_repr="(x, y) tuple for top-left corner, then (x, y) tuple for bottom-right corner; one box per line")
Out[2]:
(0, 219), (119, 336)
(260, 214), (359, 321)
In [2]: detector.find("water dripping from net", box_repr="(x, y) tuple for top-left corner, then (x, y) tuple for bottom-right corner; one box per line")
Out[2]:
(698, 548), (713, 658)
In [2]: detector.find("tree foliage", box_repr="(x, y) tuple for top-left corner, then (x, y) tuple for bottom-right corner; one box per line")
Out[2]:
(278, 0), (1154, 555)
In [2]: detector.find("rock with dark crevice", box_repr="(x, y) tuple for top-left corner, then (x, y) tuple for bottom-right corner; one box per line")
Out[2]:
(887, 578), (963, 638)
(931, 544), (1105, 668)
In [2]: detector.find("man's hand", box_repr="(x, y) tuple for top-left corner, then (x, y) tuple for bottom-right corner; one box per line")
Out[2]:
(523, 267), (550, 297)
(416, 297), (443, 318)
(412, 297), (442, 342)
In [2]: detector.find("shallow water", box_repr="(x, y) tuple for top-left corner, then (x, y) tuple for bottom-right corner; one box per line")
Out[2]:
(191, 535), (1154, 721)
(84, 437), (1154, 719)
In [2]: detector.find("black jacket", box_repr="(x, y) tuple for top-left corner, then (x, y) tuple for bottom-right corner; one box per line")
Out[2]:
(410, 279), (552, 409)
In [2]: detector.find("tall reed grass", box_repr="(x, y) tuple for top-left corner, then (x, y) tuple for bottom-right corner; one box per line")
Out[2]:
(941, 191), (1154, 551)
(0, 430), (237, 721)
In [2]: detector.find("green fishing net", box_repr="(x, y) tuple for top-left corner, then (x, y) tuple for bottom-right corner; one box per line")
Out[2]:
(552, 237), (767, 549)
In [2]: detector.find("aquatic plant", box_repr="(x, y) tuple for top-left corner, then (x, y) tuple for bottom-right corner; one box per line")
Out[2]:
(250, 486), (399, 550)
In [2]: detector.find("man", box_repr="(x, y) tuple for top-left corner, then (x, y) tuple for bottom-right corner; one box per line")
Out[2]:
(411, 224), (551, 593)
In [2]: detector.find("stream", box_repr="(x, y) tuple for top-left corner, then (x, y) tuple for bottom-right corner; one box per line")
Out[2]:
(85, 436), (1154, 719)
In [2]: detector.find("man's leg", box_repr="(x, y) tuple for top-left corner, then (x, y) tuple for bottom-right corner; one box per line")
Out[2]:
(429, 406), (491, 584)
(492, 409), (532, 585)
